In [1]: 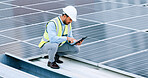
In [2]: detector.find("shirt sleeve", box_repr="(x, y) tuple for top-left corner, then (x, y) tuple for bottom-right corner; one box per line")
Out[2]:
(47, 22), (67, 44)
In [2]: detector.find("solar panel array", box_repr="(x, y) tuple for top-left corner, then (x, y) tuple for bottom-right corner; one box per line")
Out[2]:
(0, 0), (148, 77)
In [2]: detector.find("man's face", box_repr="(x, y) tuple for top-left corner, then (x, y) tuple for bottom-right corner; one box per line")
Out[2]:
(63, 15), (72, 25)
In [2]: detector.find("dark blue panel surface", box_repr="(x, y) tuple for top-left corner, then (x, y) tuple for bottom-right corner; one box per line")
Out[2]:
(79, 11), (132, 23)
(27, 38), (41, 46)
(14, 12), (57, 25)
(0, 42), (43, 58)
(80, 2), (131, 12)
(73, 41), (138, 63)
(50, 2), (130, 15)
(106, 32), (148, 50)
(0, 18), (30, 31)
(113, 6), (148, 16)
(0, 7), (39, 19)
(103, 51), (148, 78)
(110, 15), (148, 30)
(63, 0), (102, 6)
(27, 1), (67, 11)
(72, 19), (99, 29)
(6, 0), (56, 6)
(0, 3), (15, 9)
(0, 23), (45, 40)
(109, 0), (148, 5)
(50, 6), (97, 15)
(0, 35), (17, 45)
(73, 24), (135, 40)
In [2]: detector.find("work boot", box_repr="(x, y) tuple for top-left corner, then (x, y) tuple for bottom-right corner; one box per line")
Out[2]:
(43, 55), (48, 59)
(55, 54), (63, 63)
(47, 61), (60, 69)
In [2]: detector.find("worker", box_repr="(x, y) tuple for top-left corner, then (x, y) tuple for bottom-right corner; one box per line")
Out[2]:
(38, 6), (83, 69)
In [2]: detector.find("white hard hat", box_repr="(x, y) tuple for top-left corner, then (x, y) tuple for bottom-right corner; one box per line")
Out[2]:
(63, 6), (77, 21)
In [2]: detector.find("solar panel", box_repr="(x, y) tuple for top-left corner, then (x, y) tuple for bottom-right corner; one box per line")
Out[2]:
(0, 42), (42, 58)
(0, 7), (39, 19)
(108, 6), (148, 17)
(5, 0), (57, 6)
(101, 50), (148, 78)
(73, 24), (135, 40)
(108, 0), (148, 5)
(79, 10), (132, 23)
(0, 23), (45, 40)
(106, 32), (148, 50)
(0, 3), (15, 9)
(110, 15), (148, 30)
(0, 35), (17, 45)
(51, 2), (131, 15)
(1, 0), (148, 77)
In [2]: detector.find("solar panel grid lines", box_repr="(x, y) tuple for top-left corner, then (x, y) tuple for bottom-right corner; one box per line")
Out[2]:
(0, 42), (43, 58)
(45, 2), (102, 14)
(0, 34), (20, 41)
(0, 23), (45, 40)
(104, 53), (148, 67)
(108, 0), (148, 6)
(99, 64), (145, 78)
(0, 6), (18, 11)
(77, 17), (102, 24)
(0, 41), (20, 47)
(23, 36), (42, 42)
(106, 32), (148, 49)
(99, 49), (148, 65)
(75, 42), (125, 58)
(0, 11), (42, 21)
(106, 23), (140, 31)
(72, 1), (106, 7)
(109, 15), (148, 30)
(81, 31), (138, 47)
(79, 6), (148, 24)
(77, 44), (137, 63)
(0, 21), (47, 33)
(107, 13), (148, 24)
(78, 5), (134, 17)
(106, 0), (134, 5)
(101, 50), (148, 78)
(22, 41), (38, 47)
(0, 3), (18, 10)
(79, 11), (132, 23)
(24, 0), (61, 7)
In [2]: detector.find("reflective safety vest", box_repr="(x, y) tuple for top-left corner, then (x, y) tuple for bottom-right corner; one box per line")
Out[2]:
(38, 17), (72, 48)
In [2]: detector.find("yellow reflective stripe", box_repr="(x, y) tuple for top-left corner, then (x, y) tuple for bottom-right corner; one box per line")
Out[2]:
(63, 25), (68, 35)
(57, 18), (62, 36)
(63, 23), (71, 36)
(38, 39), (47, 48)
(59, 41), (66, 47)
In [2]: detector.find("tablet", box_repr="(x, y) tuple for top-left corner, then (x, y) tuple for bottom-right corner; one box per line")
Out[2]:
(71, 36), (87, 46)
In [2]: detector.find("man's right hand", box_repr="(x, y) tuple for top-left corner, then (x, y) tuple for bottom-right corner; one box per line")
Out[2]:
(67, 37), (77, 43)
